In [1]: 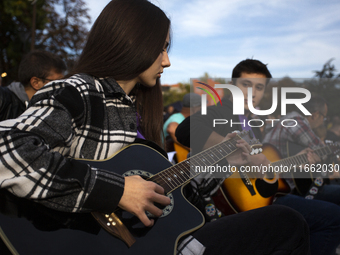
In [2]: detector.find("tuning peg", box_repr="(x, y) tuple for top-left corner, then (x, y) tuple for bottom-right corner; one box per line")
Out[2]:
(250, 148), (260, 155)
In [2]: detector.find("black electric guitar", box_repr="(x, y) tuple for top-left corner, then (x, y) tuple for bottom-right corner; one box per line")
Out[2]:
(0, 131), (260, 255)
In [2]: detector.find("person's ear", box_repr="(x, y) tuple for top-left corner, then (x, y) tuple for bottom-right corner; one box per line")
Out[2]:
(30, 77), (42, 91)
(308, 112), (317, 123)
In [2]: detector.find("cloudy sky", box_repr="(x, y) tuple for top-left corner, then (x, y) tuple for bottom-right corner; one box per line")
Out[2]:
(84, 0), (340, 85)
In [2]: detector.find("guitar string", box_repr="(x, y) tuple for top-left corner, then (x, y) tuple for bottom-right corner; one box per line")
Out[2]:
(148, 133), (250, 193)
(149, 138), (238, 191)
(271, 145), (332, 169)
(154, 132), (250, 186)
(149, 137), (239, 188)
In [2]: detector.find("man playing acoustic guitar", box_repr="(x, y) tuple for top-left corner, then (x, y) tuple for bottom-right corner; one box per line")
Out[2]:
(176, 59), (340, 255)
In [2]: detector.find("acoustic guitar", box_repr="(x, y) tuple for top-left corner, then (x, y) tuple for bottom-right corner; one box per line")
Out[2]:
(213, 143), (291, 215)
(0, 131), (260, 255)
(214, 141), (340, 215)
(173, 142), (190, 163)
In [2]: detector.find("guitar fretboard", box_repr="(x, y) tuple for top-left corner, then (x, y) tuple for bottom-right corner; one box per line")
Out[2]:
(271, 146), (332, 169)
(149, 136), (242, 194)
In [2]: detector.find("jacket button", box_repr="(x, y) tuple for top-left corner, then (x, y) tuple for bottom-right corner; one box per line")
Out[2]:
(130, 123), (135, 130)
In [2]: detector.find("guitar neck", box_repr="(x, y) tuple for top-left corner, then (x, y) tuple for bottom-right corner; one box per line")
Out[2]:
(271, 145), (332, 168)
(149, 136), (241, 194)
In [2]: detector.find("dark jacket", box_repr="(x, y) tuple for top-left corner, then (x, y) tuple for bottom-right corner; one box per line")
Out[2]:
(0, 82), (28, 121)
(176, 97), (262, 152)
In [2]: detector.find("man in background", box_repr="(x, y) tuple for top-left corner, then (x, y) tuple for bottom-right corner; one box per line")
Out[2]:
(163, 92), (201, 146)
(263, 95), (327, 158)
(163, 93), (201, 163)
(0, 50), (66, 121)
(326, 115), (340, 142)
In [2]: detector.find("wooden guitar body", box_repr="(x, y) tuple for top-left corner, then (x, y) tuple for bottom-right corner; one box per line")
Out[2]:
(213, 143), (291, 215)
(173, 142), (190, 163)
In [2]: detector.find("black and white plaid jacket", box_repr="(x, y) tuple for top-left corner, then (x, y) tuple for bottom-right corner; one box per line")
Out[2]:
(0, 74), (138, 213)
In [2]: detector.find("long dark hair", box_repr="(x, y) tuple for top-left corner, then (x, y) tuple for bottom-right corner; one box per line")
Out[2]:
(135, 80), (164, 146)
(73, 0), (171, 146)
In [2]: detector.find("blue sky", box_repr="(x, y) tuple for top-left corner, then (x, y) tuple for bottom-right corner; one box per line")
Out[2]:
(85, 0), (340, 85)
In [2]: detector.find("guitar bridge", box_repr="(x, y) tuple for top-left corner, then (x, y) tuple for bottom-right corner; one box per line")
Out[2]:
(92, 212), (136, 247)
(240, 173), (256, 196)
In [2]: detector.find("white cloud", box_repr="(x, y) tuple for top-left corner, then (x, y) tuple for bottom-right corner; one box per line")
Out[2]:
(84, 0), (340, 84)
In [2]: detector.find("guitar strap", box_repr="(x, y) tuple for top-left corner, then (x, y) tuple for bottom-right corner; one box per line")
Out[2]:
(304, 177), (324, 200)
(184, 179), (223, 222)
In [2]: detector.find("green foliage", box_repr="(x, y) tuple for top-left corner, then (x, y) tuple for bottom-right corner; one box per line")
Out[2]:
(199, 72), (209, 83)
(303, 59), (340, 117)
(313, 58), (340, 79)
(162, 72), (228, 107)
(0, 0), (90, 85)
(162, 82), (190, 106)
(198, 72), (227, 84)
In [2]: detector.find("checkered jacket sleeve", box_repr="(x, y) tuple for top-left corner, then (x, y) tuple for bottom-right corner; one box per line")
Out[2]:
(0, 74), (133, 213)
(263, 111), (323, 158)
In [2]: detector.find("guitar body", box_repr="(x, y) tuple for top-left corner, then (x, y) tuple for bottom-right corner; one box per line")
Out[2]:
(0, 142), (204, 255)
(286, 141), (340, 195)
(213, 143), (291, 215)
(173, 142), (189, 163)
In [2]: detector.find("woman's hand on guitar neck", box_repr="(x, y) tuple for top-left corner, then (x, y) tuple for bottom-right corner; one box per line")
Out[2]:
(118, 175), (171, 227)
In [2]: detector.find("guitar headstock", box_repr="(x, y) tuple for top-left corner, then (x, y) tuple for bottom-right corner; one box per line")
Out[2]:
(325, 140), (340, 157)
(236, 130), (262, 155)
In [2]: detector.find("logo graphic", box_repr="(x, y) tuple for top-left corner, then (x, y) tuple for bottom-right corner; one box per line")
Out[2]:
(197, 82), (222, 106)
(197, 82), (222, 115)
(200, 83), (311, 116)
(196, 81), (312, 129)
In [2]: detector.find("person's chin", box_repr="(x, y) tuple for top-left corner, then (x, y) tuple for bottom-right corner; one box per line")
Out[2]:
(141, 79), (157, 87)
(150, 77), (159, 86)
